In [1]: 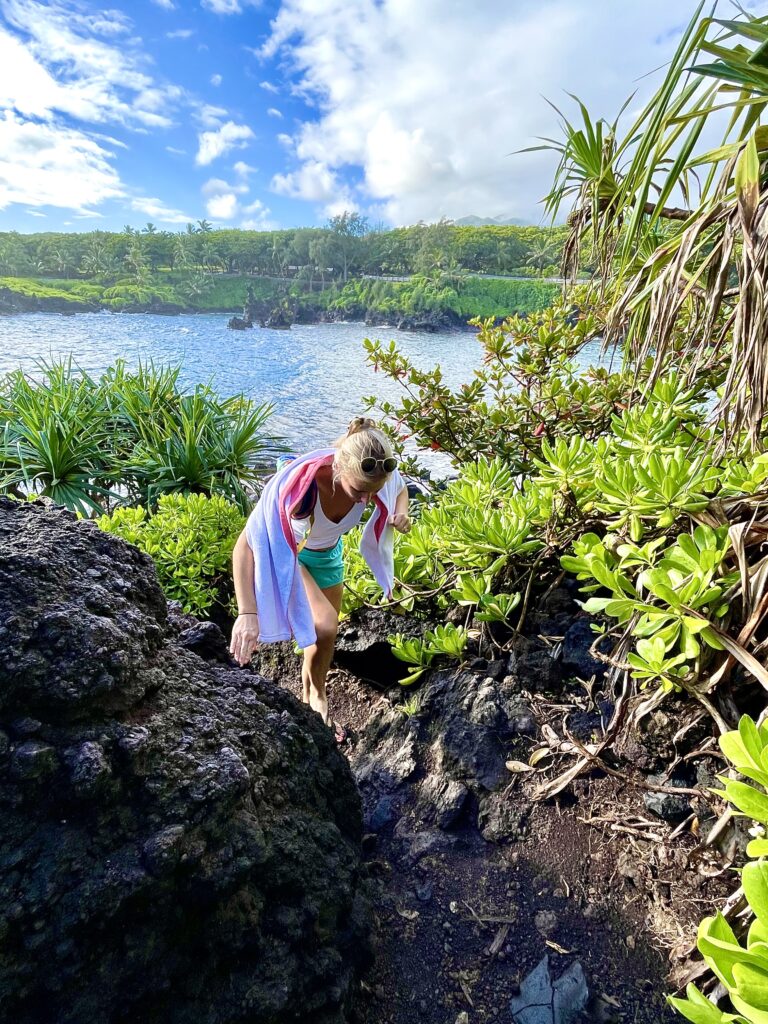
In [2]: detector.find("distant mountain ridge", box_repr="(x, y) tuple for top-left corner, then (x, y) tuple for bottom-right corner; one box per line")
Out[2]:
(454, 215), (530, 227)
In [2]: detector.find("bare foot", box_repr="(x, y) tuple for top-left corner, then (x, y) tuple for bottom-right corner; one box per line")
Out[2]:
(308, 691), (329, 725)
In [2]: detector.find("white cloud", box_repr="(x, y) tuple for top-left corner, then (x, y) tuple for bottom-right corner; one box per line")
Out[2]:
(25, 209), (46, 217)
(276, 133), (293, 149)
(167, 28), (194, 39)
(210, 73), (223, 87)
(166, 145), (186, 155)
(0, 0), (205, 222)
(241, 199), (277, 230)
(202, 176), (248, 196)
(262, 0), (765, 224)
(0, 0), (182, 129)
(130, 196), (192, 223)
(196, 120), (254, 165)
(233, 160), (256, 177)
(202, 0), (261, 13)
(0, 110), (123, 212)
(199, 170), (275, 227)
(151, 0), (175, 8)
(206, 192), (239, 219)
(267, 107), (283, 119)
(271, 159), (338, 201)
(259, 80), (279, 93)
(196, 103), (229, 129)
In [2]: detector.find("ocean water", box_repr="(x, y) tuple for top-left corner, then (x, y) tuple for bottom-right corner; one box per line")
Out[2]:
(0, 311), (606, 467)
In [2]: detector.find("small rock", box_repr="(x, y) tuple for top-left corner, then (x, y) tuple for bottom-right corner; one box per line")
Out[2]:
(10, 741), (58, 781)
(486, 659), (506, 680)
(178, 621), (230, 662)
(65, 741), (112, 798)
(10, 717), (42, 736)
(455, 1014), (469, 1024)
(510, 955), (588, 1024)
(415, 774), (469, 830)
(509, 712), (537, 737)
(407, 830), (453, 865)
(534, 910), (558, 938)
(643, 774), (691, 822)
(369, 795), (397, 831)
(470, 657), (488, 672)
(415, 880), (433, 902)
(561, 618), (605, 679)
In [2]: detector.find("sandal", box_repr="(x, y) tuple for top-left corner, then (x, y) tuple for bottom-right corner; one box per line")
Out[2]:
(330, 720), (348, 744)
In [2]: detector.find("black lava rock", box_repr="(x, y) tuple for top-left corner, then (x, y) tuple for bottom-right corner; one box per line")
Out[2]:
(0, 497), (370, 1024)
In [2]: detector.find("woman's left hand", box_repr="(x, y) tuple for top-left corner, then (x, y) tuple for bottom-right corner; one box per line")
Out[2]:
(389, 512), (411, 534)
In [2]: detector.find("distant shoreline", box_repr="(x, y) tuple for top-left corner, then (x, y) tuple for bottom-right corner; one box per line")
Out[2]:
(0, 291), (480, 333)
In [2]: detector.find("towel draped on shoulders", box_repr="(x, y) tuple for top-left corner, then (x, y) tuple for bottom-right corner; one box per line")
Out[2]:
(244, 447), (403, 649)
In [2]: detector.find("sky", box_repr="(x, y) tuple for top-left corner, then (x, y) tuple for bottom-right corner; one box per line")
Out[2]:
(0, 0), (766, 234)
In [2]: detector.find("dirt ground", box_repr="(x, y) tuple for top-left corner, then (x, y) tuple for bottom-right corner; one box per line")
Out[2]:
(247, 651), (735, 1024)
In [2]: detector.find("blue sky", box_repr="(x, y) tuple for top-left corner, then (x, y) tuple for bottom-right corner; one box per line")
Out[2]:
(1, 0), (767, 233)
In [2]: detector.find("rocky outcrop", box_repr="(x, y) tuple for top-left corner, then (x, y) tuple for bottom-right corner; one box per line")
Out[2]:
(343, 592), (607, 847)
(0, 497), (370, 1024)
(351, 661), (534, 844)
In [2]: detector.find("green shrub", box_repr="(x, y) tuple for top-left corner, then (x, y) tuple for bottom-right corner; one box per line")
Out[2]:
(0, 359), (282, 515)
(97, 491), (244, 616)
(670, 717), (768, 1024)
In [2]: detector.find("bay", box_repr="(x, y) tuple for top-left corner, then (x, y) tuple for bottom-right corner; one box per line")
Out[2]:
(0, 311), (606, 467)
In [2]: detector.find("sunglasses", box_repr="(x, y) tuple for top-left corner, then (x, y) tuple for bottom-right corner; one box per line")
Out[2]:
(360, 456), (398, 475)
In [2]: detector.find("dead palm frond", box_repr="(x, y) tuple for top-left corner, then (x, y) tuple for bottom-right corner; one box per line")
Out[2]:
(530, 6), (768, 444)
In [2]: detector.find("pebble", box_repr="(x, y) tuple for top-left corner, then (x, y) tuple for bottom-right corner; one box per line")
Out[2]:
(415, 881), (433, 902)
(534, 909), (558, 937)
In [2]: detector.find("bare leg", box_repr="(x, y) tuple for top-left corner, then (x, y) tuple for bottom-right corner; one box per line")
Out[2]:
(299, 566), (343, 727)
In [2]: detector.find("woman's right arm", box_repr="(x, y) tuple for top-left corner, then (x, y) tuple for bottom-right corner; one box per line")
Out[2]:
(230, 529), (260, 665)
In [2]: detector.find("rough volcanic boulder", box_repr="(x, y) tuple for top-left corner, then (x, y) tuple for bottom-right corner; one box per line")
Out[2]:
(0, 498), (370, 1024)
(351, 662), (534, 843)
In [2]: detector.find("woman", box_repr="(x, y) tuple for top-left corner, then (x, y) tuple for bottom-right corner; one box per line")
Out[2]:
(230, 417), (411, 741)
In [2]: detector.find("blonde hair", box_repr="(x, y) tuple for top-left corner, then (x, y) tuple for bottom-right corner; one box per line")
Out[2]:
(333, 416), (394, 484)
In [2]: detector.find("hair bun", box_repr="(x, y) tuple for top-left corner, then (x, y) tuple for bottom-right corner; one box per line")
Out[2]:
(347, 416), (376, 436)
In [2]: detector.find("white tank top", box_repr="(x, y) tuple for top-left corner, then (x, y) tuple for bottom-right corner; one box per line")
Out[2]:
(292, 494), (365, 550)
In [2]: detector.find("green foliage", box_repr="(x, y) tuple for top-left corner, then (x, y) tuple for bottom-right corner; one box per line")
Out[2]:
(0, 359), (283, 515)
(97, 491), (244, 616)
(670, 716), (768, 1024)
(388, 624), (468, 686)
(343, 455), (538, 624)
(363, 291), (630, 471)
(451, 574), (520, 624)
(563, 524), (736, 691)
(0, 360), (116, 516)
(320, 274), (557, 320)
(0, 223), (572, 286)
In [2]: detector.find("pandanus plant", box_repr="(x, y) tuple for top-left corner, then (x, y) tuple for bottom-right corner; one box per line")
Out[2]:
(531, 6), (768, 447)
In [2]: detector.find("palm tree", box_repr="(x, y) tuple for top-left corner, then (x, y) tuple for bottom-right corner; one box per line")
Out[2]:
(525, 237), (558, 276)
(196, 219), (213, 234)
(535, 6), (768, 445)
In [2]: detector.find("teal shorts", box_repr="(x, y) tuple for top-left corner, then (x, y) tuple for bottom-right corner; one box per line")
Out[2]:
(297, 537), (344, 589)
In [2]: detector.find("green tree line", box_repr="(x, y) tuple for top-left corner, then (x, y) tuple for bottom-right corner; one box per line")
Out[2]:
(0, 214), (568, 285)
